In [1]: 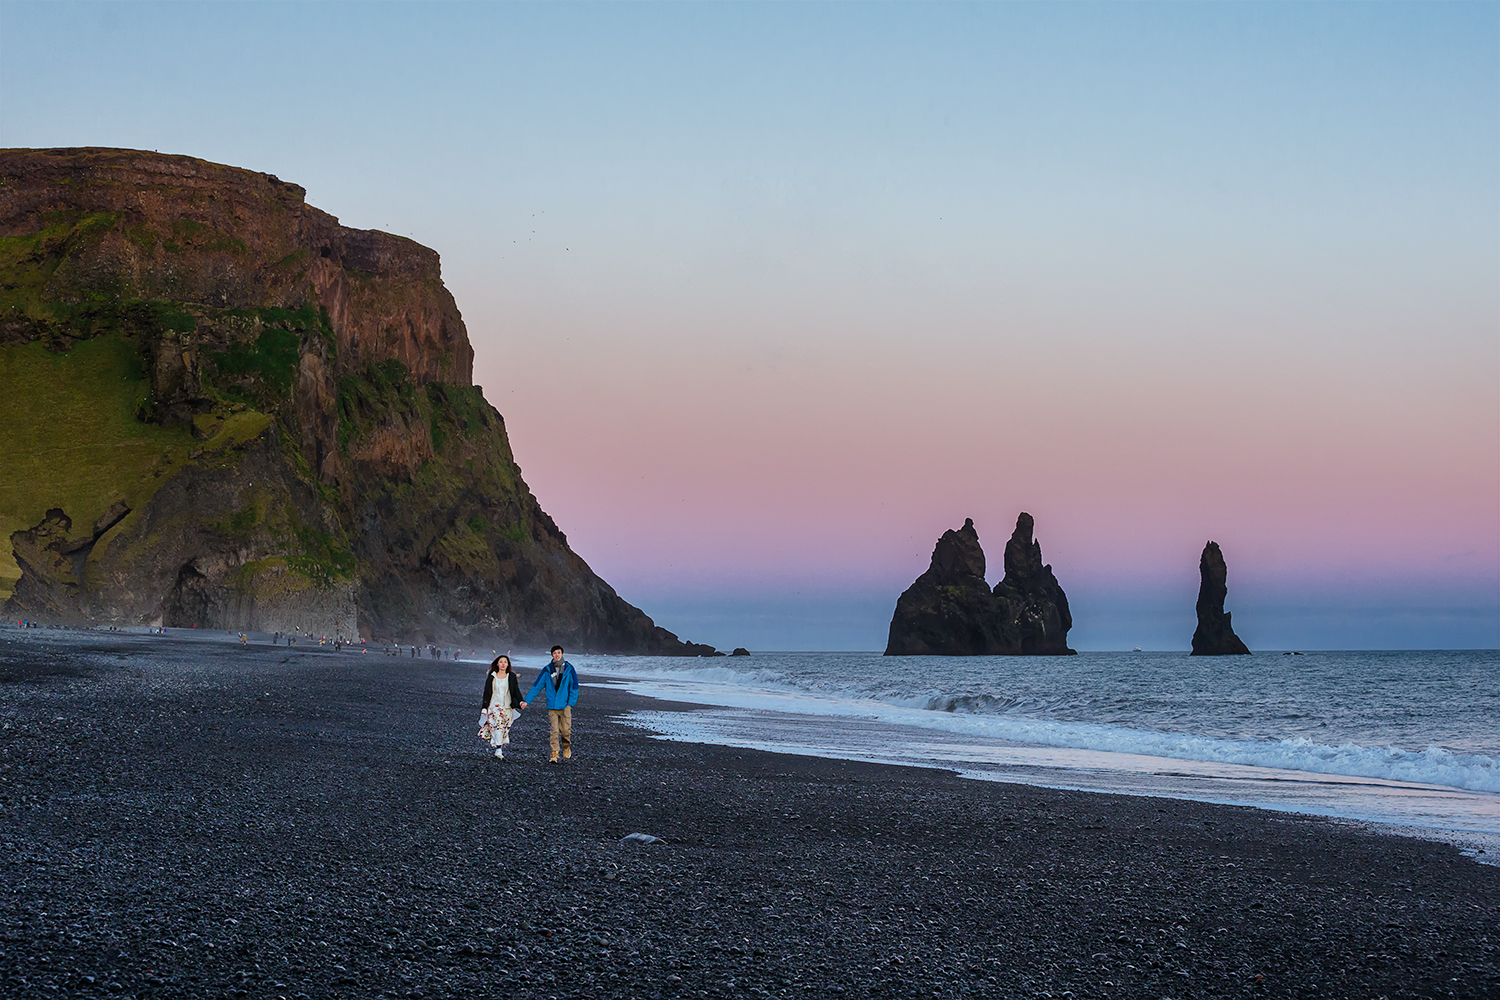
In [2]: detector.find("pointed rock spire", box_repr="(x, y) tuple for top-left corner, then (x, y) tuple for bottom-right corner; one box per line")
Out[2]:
(1190, 541), (1250, 655)
(994, 513), (1074, 656)
(929, 517), (987, 583)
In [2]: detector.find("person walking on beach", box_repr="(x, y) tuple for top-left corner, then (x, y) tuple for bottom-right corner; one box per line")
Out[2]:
(525, 645), (579, 763)
(479, 655), (526, 758)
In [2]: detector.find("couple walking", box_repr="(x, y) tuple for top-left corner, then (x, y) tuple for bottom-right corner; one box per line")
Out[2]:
(478, 645), (579, 763)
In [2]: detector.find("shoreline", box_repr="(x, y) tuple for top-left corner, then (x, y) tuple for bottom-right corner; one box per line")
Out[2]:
(579, 650), (1500, 861)
(601, 687), (1500, 864)
(2, 629), (1497, 998)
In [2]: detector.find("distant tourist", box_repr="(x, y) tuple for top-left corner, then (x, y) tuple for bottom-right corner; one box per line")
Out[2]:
(478, 655), (526, 758)
(525, 645), (579, 763)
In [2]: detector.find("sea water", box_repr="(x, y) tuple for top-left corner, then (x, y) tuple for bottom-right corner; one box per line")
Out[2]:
(564, 650), (1500, 854)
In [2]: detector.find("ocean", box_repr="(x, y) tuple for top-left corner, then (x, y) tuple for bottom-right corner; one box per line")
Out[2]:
(552, 649), (1500, 855)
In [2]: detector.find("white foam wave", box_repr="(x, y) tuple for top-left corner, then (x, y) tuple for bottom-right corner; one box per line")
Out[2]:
(585, 664), (1500, 795)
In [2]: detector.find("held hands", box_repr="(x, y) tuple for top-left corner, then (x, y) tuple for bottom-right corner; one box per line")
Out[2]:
(519, 701), (528, 710)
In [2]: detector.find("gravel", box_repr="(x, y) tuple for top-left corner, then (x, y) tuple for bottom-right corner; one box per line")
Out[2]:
(1, 626), (1496, 999)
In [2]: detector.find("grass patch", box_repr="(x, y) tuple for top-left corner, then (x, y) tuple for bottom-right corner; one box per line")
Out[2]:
(0, 334), (197, 599)
(203, 411), (273, 452)
(207, 306), (332, 407)
(210, 327), (300, 395)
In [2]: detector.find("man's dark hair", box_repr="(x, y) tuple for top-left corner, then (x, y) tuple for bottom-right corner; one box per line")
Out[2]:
(551, 645), (564, 654)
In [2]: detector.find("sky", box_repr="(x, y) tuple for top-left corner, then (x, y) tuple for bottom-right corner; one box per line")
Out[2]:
(2, 1), (1496, 650)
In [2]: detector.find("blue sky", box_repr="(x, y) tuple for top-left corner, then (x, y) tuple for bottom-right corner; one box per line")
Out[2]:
(3, 1), (1496, 649)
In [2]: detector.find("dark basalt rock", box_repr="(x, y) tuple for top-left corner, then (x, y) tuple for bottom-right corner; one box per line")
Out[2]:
(1190, 541), (1250, 656)
(730, 647), (750, 657)
(7, 509), (79, 618)
(884, 514), (1075, 656)
(994, 512), (1075, 656)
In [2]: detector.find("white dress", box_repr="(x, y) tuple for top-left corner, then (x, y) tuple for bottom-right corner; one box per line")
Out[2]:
(478, 672), (519, 748)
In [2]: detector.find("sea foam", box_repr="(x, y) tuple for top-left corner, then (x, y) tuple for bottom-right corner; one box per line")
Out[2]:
(584, 656), (1500, 795)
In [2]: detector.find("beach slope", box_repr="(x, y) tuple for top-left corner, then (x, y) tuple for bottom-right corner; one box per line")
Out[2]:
(1, 628), (1495, 998)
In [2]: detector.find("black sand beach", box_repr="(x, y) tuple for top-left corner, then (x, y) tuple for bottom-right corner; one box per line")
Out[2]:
(1, 628), (1496, 999)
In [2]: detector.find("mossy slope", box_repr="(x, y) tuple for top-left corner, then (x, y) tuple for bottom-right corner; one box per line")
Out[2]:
(0, 335), (193, 599)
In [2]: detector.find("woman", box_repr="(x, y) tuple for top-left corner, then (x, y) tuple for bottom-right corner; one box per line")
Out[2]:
(478, 655), (526, 758)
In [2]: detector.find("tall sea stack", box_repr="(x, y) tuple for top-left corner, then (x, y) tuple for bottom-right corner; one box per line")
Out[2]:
(885, 513), (1074, 656)
(0, 147), (709, 652)
(1190, 541), (1250, 655)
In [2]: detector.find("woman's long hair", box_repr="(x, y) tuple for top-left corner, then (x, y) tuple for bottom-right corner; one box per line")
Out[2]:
(490, 654), (512, 676)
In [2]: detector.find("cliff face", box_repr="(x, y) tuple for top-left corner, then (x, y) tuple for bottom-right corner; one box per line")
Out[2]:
(1190, 541), (1250, 656)
(0, 147), (703, 651)
(884, 514), (1075, 656)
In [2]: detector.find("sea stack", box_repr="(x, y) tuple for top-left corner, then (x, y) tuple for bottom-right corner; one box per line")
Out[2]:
(884, 514), (1075, 656)
(994, 512), (1075, 656)
(1190, 541), (1250, 655)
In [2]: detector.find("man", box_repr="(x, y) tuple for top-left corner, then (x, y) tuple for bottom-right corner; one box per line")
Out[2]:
(525, 645), (579, 763)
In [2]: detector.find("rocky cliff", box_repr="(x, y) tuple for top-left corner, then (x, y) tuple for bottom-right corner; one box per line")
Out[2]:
(884, 514), (1075, 656)
(1190, 541), (1250, 656)
(0, 147), (710, 652)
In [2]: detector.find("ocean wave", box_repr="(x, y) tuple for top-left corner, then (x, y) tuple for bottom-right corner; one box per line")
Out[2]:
(922, 692), (1032, 714)
(1015, 724), (1500, 795)
(584, 662), (1500, 795)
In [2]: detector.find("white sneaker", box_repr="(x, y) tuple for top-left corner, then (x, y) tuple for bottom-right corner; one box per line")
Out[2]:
(493, 748), (504, 758)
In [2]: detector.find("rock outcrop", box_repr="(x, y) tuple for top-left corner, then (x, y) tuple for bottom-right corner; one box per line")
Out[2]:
(884, 514), (1075, 656)
(994, 512), (1075, 655)
(1190, 541), (1250, 655)
(0, 147), (707, 652)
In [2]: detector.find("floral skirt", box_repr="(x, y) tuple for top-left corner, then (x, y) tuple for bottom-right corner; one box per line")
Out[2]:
(478, 706), (518, 747)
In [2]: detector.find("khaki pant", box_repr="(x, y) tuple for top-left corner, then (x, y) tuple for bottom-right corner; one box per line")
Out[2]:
(548, 707), (572, 758)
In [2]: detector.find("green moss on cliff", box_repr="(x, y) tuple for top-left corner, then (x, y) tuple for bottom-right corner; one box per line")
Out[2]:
(0, 210), (122, 317)
(212, 483), (353, 592)
(232, 556), (321, 600)
(0, 335), (196, 598)
(162, 217), (248, 255)
(204, 411), (273, 451)
(210, 327), (299, 394)
(0, 212), (242, 338)
(435, 520), (498, 577)
(335, 362), (534, 587)
(202, 306), (333, 409)
(424, 382), (489, 450)
(337, 358), (416, 454)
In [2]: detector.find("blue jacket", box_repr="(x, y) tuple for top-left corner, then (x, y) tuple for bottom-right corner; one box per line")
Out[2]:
(525, 660), (579, 709)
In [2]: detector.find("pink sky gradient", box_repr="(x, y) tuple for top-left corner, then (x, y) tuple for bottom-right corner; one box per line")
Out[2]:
(473, 266), (1496, 606)
(4, 2), (1495, 646)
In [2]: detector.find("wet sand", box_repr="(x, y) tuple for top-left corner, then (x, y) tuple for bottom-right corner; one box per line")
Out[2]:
(1, 627), (1496, 998)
